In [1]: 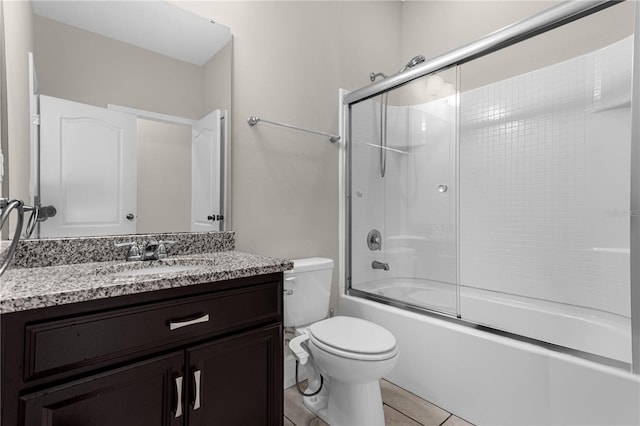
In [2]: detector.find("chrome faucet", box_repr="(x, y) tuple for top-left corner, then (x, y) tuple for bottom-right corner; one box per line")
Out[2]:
(372, 260), (389, 271)
(114, 240), (176, 261)
(114, 241), (142, 261)
(142, 240), (177, 261)
(142, 241), (160, 261)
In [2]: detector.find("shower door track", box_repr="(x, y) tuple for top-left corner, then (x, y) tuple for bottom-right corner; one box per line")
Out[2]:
(347, 287), (631, 372)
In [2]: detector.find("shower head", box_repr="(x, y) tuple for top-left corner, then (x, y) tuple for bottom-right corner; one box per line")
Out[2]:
(399, 55), (426, 72)
(370, 55), (425, 82)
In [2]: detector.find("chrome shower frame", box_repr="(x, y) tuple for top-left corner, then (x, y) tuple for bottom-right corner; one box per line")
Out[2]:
(343, 0), (640, 374)
(345, 1), (618, 105)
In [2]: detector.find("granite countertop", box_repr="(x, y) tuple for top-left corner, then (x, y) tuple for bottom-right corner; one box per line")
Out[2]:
(1, 251), (293, 314)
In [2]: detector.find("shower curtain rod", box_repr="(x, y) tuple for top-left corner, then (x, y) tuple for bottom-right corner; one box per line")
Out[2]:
(247, 116), (340, 143)
(343, 0), (618, 105)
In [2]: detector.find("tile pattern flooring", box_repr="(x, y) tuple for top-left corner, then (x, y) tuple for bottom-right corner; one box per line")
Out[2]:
(284, 380), (474, 426)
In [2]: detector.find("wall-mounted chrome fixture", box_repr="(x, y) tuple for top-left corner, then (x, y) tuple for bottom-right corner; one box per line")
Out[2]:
(247, 116), (340, 143)
(369, 55), (426, 178)
(367, 229), (382, 251)
(1, 198), (38, 276)
(372, 260), (389, 271)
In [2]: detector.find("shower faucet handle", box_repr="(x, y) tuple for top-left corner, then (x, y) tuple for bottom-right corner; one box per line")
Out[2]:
(367, 229), (383, 251)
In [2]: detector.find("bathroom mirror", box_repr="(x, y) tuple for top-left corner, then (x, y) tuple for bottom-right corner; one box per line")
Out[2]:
(8, 1), (231, 237)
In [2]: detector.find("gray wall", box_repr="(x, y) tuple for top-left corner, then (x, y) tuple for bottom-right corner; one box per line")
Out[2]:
(3, 0), (34, 235)
(4, 1), (634, 314)
(400, 1), (635, 91)
(33, 15), (205, 119)
(178, 1), (637, 313)
(30, 13), (232, 234)
(136, 119), (191, 234)
(180, 1), (403, 310)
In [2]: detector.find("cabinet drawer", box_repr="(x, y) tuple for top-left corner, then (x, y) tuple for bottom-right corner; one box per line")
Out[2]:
(24, 281), (281, 381)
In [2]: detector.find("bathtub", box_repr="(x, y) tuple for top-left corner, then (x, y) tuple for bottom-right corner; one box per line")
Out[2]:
(339, 288), (640, 425)
(355, 278), (632, 363)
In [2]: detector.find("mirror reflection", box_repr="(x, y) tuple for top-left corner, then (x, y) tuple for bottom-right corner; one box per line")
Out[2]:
(27, 1), (231, 237)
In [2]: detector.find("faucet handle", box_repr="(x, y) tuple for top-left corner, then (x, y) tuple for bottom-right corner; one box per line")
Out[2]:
(114, 242), (141, 261)
(157, 240), (177, 259)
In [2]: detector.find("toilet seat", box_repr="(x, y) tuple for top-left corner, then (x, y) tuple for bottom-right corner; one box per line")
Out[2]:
(308, 317), (398, 361)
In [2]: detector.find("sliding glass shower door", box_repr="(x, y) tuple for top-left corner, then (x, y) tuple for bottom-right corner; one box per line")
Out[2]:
(349, 67), (459, 316)
(347, 0), (635, 364)
(456, 6), (635, 363)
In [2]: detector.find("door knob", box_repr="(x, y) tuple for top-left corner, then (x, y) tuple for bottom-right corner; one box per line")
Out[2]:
(126, 213), (135, 221)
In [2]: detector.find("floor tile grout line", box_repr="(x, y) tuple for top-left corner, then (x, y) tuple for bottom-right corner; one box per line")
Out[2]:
(286, 380), (473, 426)
(383, 402), (427, 426)
(382, 379), (456, 425)
(384, 381), (476, 426)
(439, 413), (454, 426)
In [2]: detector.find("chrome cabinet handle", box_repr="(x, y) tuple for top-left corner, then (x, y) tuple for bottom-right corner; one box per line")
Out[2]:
(174, 376), (183, 418)
(193, 370), (202, 410)
(169, 314), (210, 331)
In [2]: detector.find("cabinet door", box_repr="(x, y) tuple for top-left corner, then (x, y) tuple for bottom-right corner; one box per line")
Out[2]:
(21, 352), (184, 426)
(187, 324), (283, 426)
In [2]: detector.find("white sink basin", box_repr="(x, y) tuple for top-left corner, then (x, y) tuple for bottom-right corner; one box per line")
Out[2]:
(110, 265), (201, 277)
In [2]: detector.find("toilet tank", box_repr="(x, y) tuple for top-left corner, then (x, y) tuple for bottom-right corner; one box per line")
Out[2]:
(283, 257), (334, 328)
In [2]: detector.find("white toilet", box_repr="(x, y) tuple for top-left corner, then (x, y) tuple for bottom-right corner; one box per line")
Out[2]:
(285, 257), (399, 426)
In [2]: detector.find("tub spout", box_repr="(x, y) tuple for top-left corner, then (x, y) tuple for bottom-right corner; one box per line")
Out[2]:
(372, 260), (389, 271)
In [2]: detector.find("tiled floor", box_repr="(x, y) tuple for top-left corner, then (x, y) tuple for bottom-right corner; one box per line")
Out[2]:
(284, 379), (474, 426)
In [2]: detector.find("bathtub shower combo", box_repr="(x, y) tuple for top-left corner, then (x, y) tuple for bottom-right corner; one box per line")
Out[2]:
(341, 1), (640, 424)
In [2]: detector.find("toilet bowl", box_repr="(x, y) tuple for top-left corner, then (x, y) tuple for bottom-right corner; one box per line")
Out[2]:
(285, 258), (399, 426)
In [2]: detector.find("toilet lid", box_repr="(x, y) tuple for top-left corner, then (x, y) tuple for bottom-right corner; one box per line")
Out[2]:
(308, 316), (397, 355)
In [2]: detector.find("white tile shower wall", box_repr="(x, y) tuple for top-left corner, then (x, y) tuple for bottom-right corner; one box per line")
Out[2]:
(459, 37), (633, 317)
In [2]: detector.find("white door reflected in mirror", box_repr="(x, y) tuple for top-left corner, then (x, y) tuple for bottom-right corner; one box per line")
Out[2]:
(39, 95), (137, 237)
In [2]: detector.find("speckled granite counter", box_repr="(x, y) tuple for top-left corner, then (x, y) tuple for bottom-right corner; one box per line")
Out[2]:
(6, 231), (236, 268)
(1, 251), (293, 313)
(1, 232), (293, 314)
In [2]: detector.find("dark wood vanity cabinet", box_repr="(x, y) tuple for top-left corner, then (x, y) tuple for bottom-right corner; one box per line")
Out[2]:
(1, 273), (284, 426)
(21, 351), (185, 426)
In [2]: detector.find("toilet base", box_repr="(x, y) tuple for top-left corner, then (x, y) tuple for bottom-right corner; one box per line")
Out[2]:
(303, 377), (386, 426)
